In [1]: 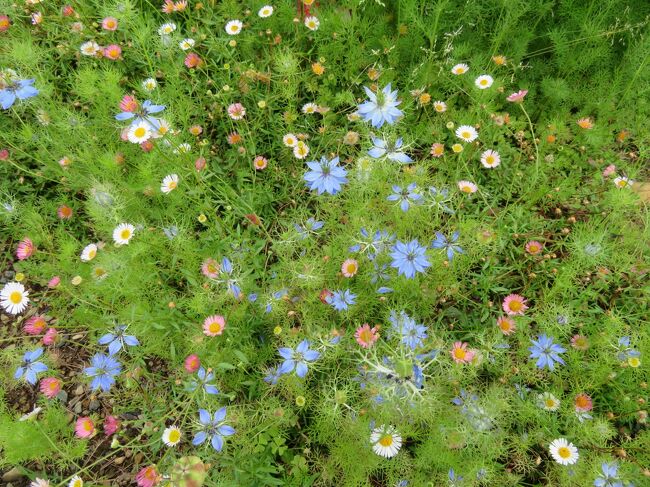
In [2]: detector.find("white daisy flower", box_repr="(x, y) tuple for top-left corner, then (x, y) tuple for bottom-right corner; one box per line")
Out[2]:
(162, 425), (182, 447)
(158, 23), (177, 36)
(549, 438), (579, 465)
(80, 41), (101, 56)
(30, 478), (50, 487)
(142, 78), (157, 91)
(161, 174), (179, 194)
(80, 243), (98, 262)
(302, 103), (318, 114)
(433, 101), (447, 113)
(127, 121), (152, 144)
(225, 20), (243, 35)
(480, 149), (500, 168)
(68, 475), (84, 487)
(537, 392), (560, 411)
(283, 133), (298, 147)
(455, 125), (478, 142)
(613, 176), (633, 188)
(451, 63), (469, 75)
(179, 38), (195, 51)
(457, 180), (478, 194)
(1, 281), (29, 315)
(173, 143), (192, 154)
(258, 5), (274, 18)
(293, 141), (309, 159)
(370, 425), (402, 458)
(152, 119), (172, 139)
(475, 75), (494, 89)
(304, 16), (320, 31)
(113, 223), (135, 246)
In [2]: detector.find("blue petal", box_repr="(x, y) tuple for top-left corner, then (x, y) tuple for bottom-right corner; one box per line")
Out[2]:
(218, 425), (235, 436)
(0, 90), (17, 110)
(198, 409), (211, 425)
(213, 407), (227, 423)
(192, 431), (207, 445)
(211, 434), (223, 451)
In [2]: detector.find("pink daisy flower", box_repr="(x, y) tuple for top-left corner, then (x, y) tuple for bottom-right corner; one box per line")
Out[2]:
(184, 354), (200, 373)
(570, 334), (589, 351)
(57, 205), (73, 219)
(203, 315), (226, 336)
(253, 155), (268, 170)
(506, 90), (528, 103)
(195, 157), (207, 171)
(184, 52), (203, 69)
(227, 103), (246, 120)
(0, 148), (9, 160)
(201, 258), (220, 278)
(119, 95), (138, 112)
(341, 259), (359, 278)
(102, 17), (118, 31)
(24, 315), (47, 335)
(354, 324), (380, 348)
(75, 417), (95, 438)
(525, 241), (543, 255)
(43, 327), (58, 346)
(104, 415), (120, 436)
(47, 276), (61, 288)
(136, 465), (161, 487)
(16, 238), (35, 260)
(39, 377), (62, 399)
(450, 341), (475, 364)
(430, 143), (445, 158)
(574, 393), (593, 412)
(502, 294), (528, 316)
(103, 44), (122, 61)
(496, 316), (516, 335)
(602, 164), (616, 177)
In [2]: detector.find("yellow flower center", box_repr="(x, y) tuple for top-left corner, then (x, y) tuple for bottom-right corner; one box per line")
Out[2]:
(480, 79), (488, 86)
(558, 447), (571, 459)
(453, 348), (466, 360)
(9, 291), (22, 304)
(486, 156), (494, 164)
(359, 329), (373, 343)
(230, 25), (238, 32)
(72, 480), (83, 487)
(461, 185), (472, 193)
(617, 180), (627, 187)
(134, 127), (146, 138)
(84, 421), (93, 431)
(346, 263), (357, 274)
(509, 301), (523, 312)
(528, 244), (539, 253)
(575, 396), (589, 408)
(461, 131), (471, 139)
(378, 434), (393, 447)
(88, 249), (97, 259)
(545, 399), (555, 408)
(628, 357), (641, 367)
(168, 429), (181, 443)
(120, 229), (131, 240)
(209, 322), (223, 334)
(168, 181), (177, 189)
(49, 381), (58, 390)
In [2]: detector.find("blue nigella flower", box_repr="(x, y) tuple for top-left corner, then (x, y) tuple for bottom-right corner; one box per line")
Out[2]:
(594, 461), (629, 487)
(326, 289), (357, 311)
(264, 366), (282, 385)
(431, 231), (464, 261)
(349, 228), (395, 260)
(304, 156), (348, 195)
(14, 348), (47, 385)
(0, 78), (39, 110)
(115, 99), (165, 129)
(84, 353), (122, 392)
(390, 239), (430, 278)
(357, 84), (403, 128)
(389, 311), (427, 350)
(448, 468), (464, 486)
(616, 336), (641, 362)
(528, 334), (566, 371)
(98, 325), (139, 355)
(294, 217), (324, 239)
(427, 186), (455, 214)
(192, 407), (235, 452)
(163, 225), (178, 240)
(219, 257), (241, 297)
(368, 136), (413, 164)
(387, 183), (422, 212)
(187, 366), (220, 395)
(278, 339), (320, 378)
(264, 288), (288, 313)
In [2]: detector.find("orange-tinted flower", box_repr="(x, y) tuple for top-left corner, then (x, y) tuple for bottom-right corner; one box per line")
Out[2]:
(184, 52), (203, 69)
(576, 117), (594, 129)
(57, 205), (73, 219)
(103, 44), (122, 60)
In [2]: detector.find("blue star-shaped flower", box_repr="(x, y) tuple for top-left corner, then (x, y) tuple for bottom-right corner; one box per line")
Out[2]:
(368, 136), (413, 163)
(0, 78), (39, 110)
(192, 407), (235, 451)
(14, 348), (48, 385)
(98, 324), (139, 355)
(304, 156), (348, 195)
(387, 183), (422, 212)
(278, 340), (320, 378)
(390, 239), (430, 278)
(357, 84), (403, 128)
(528, 334), (566, 370)
(431, 231), (464, 261)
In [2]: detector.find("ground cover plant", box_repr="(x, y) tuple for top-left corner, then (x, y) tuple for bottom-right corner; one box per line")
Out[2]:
(0, 0), (649, 485)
